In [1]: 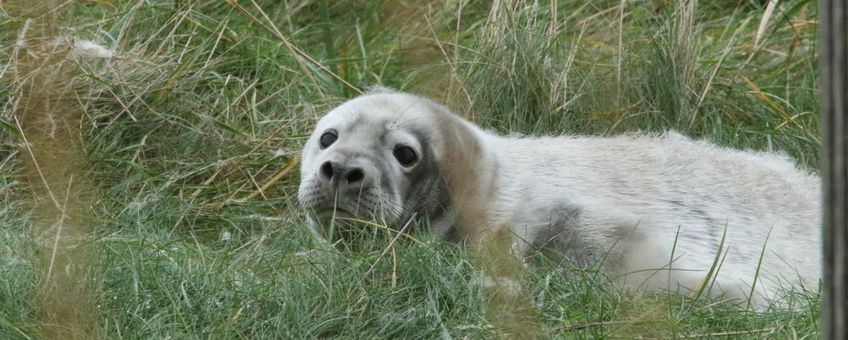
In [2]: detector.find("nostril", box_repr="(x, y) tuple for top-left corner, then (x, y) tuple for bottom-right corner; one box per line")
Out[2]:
(346, 168), (364, 183)
(320, 162), (334, 180)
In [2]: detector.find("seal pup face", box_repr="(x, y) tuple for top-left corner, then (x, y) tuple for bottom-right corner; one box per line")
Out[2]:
(298, 92), (453, 239)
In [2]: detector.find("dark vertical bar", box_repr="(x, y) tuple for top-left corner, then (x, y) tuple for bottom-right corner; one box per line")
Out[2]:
(822, 0), (847, 338)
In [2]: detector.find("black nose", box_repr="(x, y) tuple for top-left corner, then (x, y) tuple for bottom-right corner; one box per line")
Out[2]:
(320, 161), (365, 185)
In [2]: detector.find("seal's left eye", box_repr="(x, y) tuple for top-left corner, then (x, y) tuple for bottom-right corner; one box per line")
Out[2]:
(319, 130), (337, 149)
(393, 145), (418, 167)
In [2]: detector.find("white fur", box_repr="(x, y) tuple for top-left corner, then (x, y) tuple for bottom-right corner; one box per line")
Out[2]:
(484, 131), (820, 306)
(299, 92), (821, 307)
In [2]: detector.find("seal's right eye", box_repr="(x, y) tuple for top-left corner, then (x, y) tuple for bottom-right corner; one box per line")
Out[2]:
(319, 130), (338, 149)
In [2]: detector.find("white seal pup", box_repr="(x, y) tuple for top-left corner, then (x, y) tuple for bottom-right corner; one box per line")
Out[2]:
(298, 90), (821, 307)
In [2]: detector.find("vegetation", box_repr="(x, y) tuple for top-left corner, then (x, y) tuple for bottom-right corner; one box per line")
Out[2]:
(0, 0), (820, 338)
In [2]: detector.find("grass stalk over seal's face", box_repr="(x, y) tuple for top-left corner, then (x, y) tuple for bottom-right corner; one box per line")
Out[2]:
(0, 0), (821, 338)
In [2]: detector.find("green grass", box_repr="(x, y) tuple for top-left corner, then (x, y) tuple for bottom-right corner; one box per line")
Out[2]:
(0, 0), (821, 338)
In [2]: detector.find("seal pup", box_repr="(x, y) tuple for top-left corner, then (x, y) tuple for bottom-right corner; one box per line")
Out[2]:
(298, 90), (821, 307)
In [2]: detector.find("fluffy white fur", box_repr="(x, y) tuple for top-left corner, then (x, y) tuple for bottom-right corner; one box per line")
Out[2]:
(299, 91), (821, 307)
(488, 131), (820, 306)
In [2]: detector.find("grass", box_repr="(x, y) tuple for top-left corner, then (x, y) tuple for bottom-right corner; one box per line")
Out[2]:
(0, 0), (821, 338)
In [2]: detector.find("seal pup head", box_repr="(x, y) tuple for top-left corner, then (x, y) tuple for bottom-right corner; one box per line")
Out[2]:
(298, 90), (473, 240)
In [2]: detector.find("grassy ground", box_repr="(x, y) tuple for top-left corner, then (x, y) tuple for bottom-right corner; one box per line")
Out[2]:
(0, 0), (822, 338)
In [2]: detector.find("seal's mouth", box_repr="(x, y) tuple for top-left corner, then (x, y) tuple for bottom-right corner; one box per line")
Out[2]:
(311, 207), (378, 244)
(313, 203), (395, 224)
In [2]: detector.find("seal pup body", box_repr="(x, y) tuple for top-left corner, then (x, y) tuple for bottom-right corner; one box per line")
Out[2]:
(298, 91), (821, 307)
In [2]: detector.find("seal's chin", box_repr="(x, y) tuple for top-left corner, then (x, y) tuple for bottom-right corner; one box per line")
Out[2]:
(309, 207), (384, 245)
(309, 203), (408, 240)
(311, 206), (356, 221)
(311, 205), (383, 226)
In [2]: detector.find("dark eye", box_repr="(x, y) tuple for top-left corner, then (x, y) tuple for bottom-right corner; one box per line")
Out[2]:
(319, 130), (337, 149)
(393, 145), (418, 167)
